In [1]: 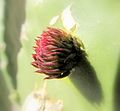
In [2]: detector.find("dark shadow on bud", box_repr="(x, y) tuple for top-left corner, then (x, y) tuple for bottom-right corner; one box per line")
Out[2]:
(69, 56), (103, 104)
(114, 52), (120, 111)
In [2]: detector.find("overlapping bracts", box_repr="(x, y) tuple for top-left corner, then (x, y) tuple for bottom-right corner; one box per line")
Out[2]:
(32, 27), (85, 79)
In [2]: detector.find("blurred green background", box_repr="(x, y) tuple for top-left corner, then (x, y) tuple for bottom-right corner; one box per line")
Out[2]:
(0, 0), (120, 111)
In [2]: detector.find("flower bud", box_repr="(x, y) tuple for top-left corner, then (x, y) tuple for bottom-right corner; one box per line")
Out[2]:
(32, 27), (86, 79)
